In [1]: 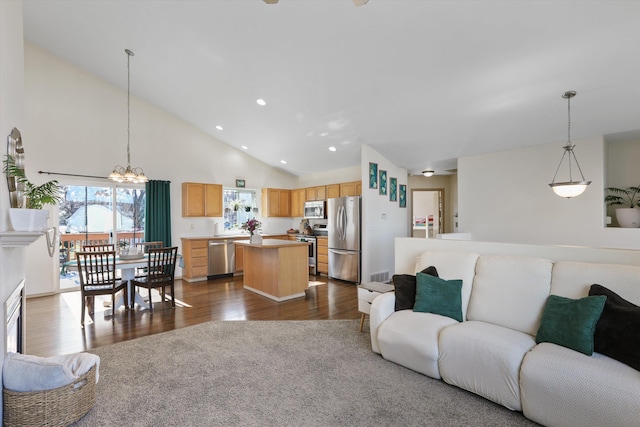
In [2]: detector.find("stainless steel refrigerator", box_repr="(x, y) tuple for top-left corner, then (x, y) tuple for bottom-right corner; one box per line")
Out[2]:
(328, 196), (361, 283)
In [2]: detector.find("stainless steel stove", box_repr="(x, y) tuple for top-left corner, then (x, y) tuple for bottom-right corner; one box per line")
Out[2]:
(295, 234), (317, 275)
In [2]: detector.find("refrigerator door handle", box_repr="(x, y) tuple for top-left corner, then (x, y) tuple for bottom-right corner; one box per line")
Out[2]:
(329, 249), (354, 255)
(339, 206), (347, 240)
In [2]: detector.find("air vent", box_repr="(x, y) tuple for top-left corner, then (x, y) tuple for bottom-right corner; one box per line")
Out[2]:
(370, 271), (390, 283)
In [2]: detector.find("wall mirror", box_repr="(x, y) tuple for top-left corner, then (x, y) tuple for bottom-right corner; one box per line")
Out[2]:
(6, 127), (25, 208)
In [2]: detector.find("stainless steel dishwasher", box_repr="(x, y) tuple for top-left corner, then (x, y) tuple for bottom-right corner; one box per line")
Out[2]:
(208, 239), (235, 278)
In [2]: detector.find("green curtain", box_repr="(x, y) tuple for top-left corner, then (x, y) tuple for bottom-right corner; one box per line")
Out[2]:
(145, 180), (172, 246)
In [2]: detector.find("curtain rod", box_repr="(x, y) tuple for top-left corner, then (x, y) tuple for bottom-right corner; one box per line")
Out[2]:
(38, 170), (109, 180)
(38, 170), (169, 183)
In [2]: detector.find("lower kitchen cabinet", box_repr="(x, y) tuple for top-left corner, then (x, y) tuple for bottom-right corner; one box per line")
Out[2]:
(235, 244), (244, 272)
(317, 236), (328, 275)
(181, 238), (209, 282)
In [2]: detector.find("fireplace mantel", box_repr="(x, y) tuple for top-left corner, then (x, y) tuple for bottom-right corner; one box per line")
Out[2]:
(0, 231), (44, 247)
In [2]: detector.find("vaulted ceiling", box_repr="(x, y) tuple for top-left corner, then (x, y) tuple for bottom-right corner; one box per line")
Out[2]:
(22, 0), (640, 177)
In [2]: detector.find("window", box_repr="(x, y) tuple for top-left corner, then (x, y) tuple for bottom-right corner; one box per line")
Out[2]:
(223, 189), (257, 230)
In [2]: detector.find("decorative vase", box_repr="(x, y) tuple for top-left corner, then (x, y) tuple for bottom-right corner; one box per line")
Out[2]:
(615, 208), (640, 228)
(249, 233), (262, 244)
(8, 208), (49, 232)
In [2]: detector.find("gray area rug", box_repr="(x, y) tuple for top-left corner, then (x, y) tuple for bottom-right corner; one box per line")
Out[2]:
(73, 320), (538, 426)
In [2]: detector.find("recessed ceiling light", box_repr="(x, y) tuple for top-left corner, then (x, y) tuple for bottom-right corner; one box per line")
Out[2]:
(320, 132), (329, 137)
(280, 160), (287, 164)
(329, 146), (337, 152)
(215, 125), (223, 131)
(256, 99), (266, 106)
(241, 145), (248, 150)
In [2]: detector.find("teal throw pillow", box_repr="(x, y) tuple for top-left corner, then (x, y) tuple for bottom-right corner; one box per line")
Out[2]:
(413, 273), (463, 322)
(536, 294), (606, 356)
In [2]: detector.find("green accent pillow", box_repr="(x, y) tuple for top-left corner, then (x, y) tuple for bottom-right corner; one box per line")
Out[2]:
(536, 294), (607, 355)
(413, 273), (463, 322)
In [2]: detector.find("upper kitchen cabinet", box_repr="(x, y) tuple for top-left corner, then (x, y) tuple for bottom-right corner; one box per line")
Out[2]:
(306, 186), (326, 201)
(291, 188), (305, 217)
(339, 181), (361, 197)
(262, 188), (291, 217)
(326, 184), (340, 199)
(182, 182), (223, 217)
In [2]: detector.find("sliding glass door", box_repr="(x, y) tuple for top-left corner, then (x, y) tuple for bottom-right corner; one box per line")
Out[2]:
(58, 183), (145, 289)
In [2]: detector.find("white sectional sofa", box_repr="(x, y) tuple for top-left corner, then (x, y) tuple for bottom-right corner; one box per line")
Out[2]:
(370, 238), (640, 427)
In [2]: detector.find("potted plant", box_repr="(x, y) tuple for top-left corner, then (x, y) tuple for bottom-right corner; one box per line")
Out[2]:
(605, 186), (640, 228)
(3, 154), (62, 231)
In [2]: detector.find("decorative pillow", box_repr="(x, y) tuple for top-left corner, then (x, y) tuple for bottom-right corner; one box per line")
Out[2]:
(392, 266), (438, 311)
(589, 284), (640, 371)
(413, 272), (463, 322)
(536, 294), (606, 356)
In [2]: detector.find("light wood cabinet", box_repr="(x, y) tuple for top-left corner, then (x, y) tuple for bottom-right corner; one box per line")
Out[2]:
(235, 244), (244, 272)
(181, 238), (209, 281)
(182, 182), (223, 217)
(261, 188), (291, 217)
(305, 186), (326, 201)
(326, 184), (340, 199)
(340, 181), (361, 197)
(316, 236), (328, 275)
(291, 188), (305, 217)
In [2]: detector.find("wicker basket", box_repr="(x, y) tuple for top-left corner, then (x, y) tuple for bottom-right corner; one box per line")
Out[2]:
(3, 365), (96, 427)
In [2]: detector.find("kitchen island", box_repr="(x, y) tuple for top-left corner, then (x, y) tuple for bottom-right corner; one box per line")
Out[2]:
(234, 239), (310, 301)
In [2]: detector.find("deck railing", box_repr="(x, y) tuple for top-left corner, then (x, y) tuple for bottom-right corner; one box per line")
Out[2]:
(59, 232), (145, 264)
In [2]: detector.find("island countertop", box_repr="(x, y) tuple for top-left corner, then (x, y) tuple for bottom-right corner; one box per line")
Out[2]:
(236, 239), (310, 301)
(234, 239), (310, 248)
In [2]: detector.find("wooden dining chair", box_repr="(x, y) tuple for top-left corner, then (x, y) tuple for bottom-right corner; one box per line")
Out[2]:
(131, 247), (178, 312)
(82, 243), (115, 252)
(76, 250), (128, 326)
(135, 241), (163, 253)
(134, 241), (164, 278)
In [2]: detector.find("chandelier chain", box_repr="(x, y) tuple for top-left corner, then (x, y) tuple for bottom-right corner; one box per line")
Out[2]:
(127, 50), (131, 166)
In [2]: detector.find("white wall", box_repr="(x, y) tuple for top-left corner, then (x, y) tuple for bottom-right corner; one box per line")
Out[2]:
(458, 136), (640, 249)
(0, 0), (26, 417)
(23, 43), (301, 295)
(296, 165), (361, 188)
(361, 145), (408, 283)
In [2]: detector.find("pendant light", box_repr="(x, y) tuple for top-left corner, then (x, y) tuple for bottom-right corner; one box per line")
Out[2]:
(548, 91), (590, 198)
(108, 49), (148, 183)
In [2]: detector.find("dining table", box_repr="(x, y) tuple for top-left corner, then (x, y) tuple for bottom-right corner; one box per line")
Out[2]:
(113, 255), (150, 311)
(72, 254), (150, 314)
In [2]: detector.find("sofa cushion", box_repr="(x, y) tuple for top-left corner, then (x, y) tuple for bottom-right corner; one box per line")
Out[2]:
(466, 255), (553, 335)
(536, 294), (606, 355)
(521, 342), (640, 427)
(414, 273), (463, 322)
(438, 320), (536, 411)
(589, 284), (640, 370)
(414, 250), (479, 321)
(392, 266), (438, 311)
(377, 310), (458, 379)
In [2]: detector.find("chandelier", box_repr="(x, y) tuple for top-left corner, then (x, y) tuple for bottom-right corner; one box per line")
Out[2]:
(548, 91), (590, 198)
(109, 49), (148, 183)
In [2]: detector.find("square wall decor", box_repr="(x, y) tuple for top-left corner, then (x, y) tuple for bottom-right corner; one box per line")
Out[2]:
(369, 162), (378, 189)
(390, 177), (397, 202)
(379, 170), (387, 195)
(399, 184), (406, 207)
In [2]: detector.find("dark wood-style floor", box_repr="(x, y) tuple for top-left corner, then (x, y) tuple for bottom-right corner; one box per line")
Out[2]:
(25, 275), (361, 357)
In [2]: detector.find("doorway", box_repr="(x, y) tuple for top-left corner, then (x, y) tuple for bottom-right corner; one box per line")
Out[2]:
(411, 188), (444, 238)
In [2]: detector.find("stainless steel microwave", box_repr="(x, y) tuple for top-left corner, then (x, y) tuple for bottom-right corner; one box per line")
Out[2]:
(304, 201), (326, 219)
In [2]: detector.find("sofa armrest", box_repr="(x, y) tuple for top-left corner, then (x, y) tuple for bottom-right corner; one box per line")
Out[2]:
(369, 292), (396, 353)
